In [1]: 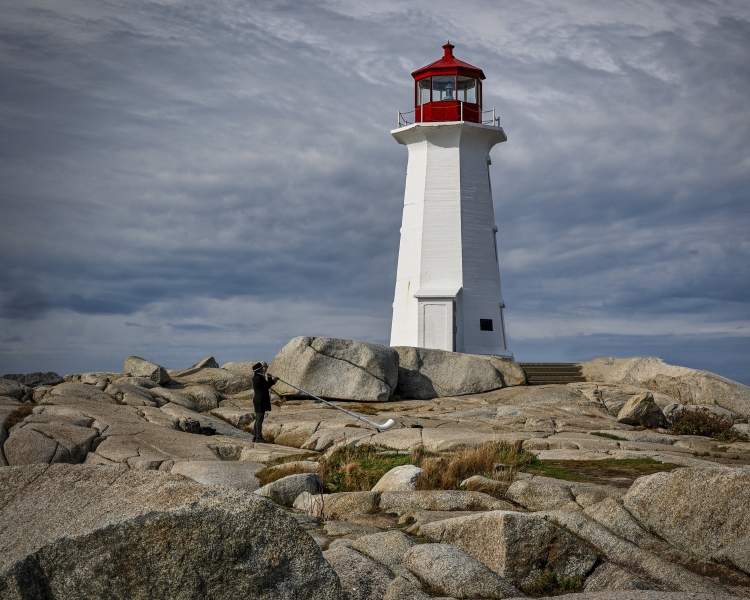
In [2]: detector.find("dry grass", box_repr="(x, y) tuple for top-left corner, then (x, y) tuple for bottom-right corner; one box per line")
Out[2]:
(668, 408), (746, 442)
(350, 403), (380, 416)
(415, 441), (537, 491)
(4, 404), (35, 430)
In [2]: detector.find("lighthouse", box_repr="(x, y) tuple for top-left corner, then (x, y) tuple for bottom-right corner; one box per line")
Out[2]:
(390, 43), (511, 357)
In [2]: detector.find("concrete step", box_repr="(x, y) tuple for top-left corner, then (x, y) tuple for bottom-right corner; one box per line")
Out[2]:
(519, 363), (585, 386)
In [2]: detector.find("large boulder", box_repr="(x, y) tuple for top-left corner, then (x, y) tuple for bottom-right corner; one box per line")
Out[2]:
(123, 356), (170, 384)
(403, 543), (522, 599)
(0, 464), (346, 599)
(393, 346), (506, 399)
(506, 478), (576, 511)
(294, 491), (378, 520)
(270, 337), (399, 402)
(418, 510), (598, 589)
(580, 357), (750, 418)
(482, 356), (527, 387)
(371, 465), (423, 492)
(174, 384), (223, 412)
(254, 473), (324, 506)
(622, 466), (750, 568)
(616, 392), (667, 428)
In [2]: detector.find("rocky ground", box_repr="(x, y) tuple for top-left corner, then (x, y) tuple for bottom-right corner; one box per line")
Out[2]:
(1, 337), (749, 599)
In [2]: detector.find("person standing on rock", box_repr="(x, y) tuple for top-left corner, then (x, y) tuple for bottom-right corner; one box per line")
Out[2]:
(251, 361), (278, 443)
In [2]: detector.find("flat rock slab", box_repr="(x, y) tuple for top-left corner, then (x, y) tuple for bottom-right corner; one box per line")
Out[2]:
(170, 460), (264, 492)
(160, 402), (252, 439)
(0, 464), (345, 600)
(380, 490), (512, 512)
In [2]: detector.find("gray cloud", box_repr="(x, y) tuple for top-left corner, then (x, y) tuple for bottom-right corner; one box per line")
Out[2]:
(0, 0), (748, 384)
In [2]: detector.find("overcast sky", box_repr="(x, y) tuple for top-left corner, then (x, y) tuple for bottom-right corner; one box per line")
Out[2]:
(1, 0), (749, 384)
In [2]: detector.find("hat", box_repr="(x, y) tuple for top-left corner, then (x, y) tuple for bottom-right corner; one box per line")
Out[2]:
(252, 361), (268, 372)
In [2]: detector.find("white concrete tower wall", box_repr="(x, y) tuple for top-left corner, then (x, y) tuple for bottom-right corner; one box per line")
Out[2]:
(458, 124), (509, 354)
(390, 121), (510, 356)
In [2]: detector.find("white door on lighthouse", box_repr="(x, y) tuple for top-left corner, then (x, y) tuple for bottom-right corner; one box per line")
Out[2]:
(419, 300), (454, 351)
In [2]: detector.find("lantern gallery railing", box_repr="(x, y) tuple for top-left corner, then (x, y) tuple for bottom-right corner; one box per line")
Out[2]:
(397, 105), (501, 128)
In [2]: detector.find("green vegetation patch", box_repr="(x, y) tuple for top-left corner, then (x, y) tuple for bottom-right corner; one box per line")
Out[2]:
(321, 445), (412, 493)
(525, 457), (681, 487)
(525, 571), (585, 597)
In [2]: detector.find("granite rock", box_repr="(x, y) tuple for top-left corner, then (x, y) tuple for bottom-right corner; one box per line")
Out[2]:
(270, 337), (399, 402)
(123, 356), (170, 384)
(0, 464), (346, 600)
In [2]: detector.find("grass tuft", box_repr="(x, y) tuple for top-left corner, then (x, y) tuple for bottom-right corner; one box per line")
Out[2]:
(525, 457), (680, 487)
(416, 441), (537, 491)
(525, 570), (585, 597)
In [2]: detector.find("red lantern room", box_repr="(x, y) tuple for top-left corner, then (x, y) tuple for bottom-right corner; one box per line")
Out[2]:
(412, 42), (485, 124)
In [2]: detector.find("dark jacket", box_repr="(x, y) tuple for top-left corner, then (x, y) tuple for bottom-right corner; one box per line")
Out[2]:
(252, 373), (276, 413)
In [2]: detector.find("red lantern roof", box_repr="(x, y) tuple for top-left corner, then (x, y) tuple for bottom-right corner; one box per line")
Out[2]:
(409, 43), (486, 124)
(411, 42), (486, 80)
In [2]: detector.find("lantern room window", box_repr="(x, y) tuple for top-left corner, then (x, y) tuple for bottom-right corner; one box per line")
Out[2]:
(418, 78), (430, 105)
(458, 76), (477, 104)
(432, 76), (456, 102)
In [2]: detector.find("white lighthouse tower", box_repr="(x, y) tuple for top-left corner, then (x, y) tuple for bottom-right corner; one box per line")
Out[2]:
(390, 43), (511, 357)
